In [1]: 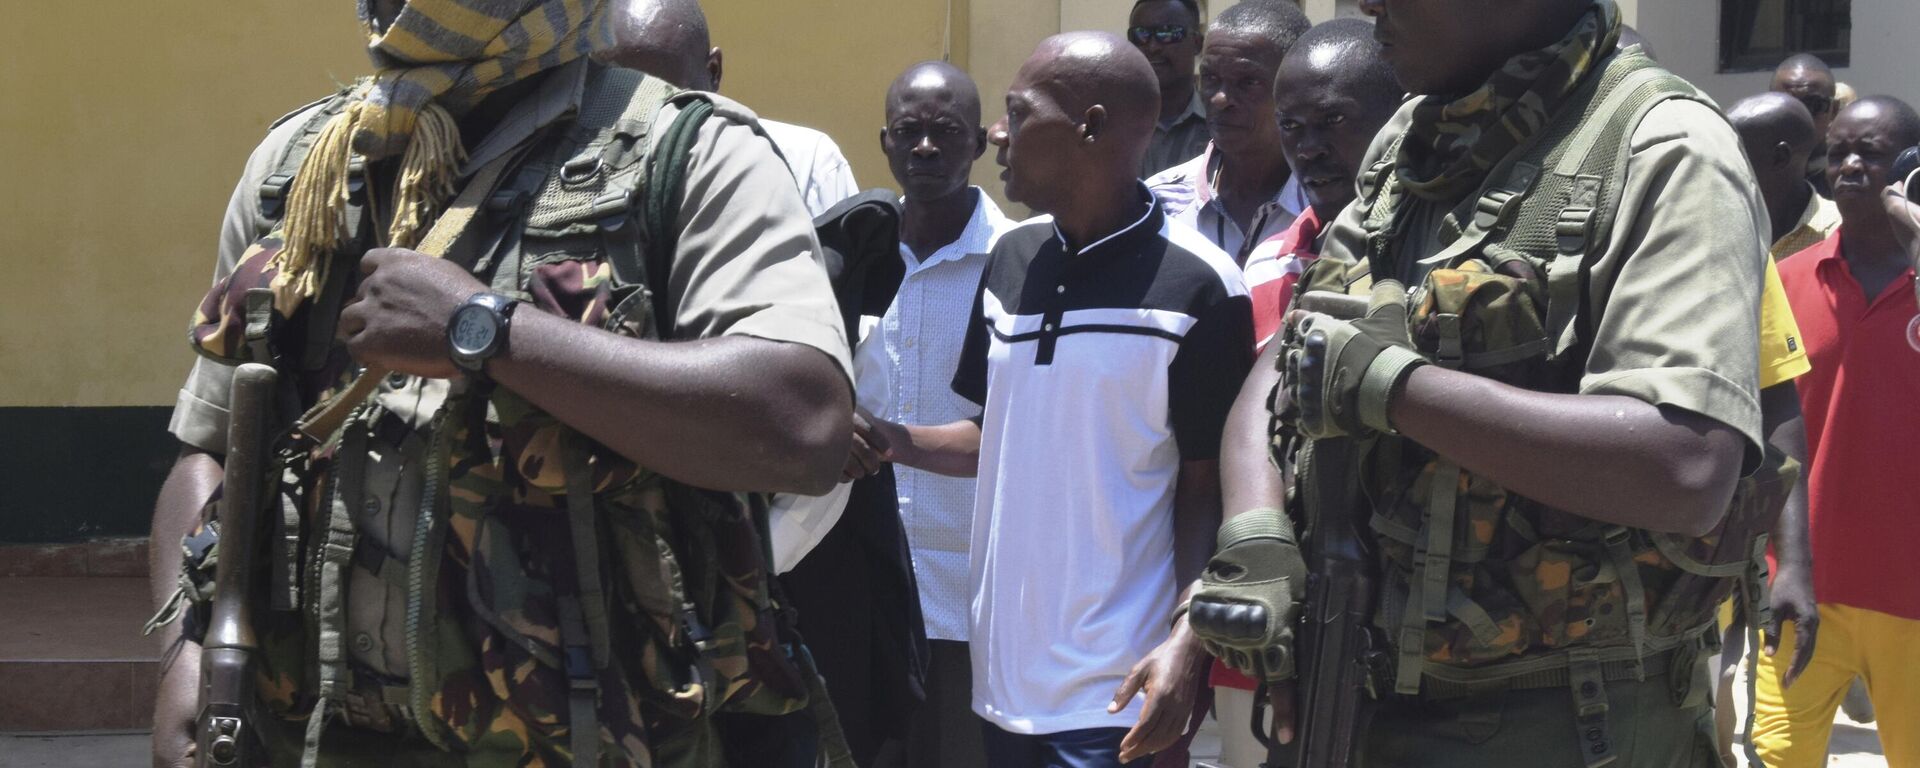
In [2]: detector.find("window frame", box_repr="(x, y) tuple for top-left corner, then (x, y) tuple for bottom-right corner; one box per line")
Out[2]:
(1718, 0), (1852, 73)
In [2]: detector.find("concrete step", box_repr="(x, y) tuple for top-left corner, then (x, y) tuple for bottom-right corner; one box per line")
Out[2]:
(0, 575), (158, 733)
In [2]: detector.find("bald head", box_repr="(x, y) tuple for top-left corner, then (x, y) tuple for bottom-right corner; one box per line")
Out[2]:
(1282, 18), (1401, 109)
(1849, 96), (1920, 149)
(1617, 24), (1656, 62)
(1730, 92), (1819, 155)
(1772, 53), (1838, 136)
(1729, 93), (1819, 222)
(1028, 32), (1161, 139)
(887, 61), (981, 126)
(991, 33), (1160, 212)
(603, 0), (720, 91)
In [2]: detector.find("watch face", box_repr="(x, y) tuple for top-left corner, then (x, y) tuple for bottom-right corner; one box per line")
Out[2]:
(450, 305), (498, 356)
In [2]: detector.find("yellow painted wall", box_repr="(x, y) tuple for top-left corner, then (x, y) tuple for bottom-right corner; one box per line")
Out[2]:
(0, 3), (368, 407)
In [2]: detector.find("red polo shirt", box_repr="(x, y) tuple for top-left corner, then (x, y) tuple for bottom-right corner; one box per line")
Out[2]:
(1243, 207), (1325, 351)
(1777, 230), (1920, 621)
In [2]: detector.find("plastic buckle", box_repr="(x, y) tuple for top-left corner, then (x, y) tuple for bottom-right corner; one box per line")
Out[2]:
(565, 644), (595, 682)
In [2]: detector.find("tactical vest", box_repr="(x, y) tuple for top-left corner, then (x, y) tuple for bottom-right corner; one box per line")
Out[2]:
(164, 64), (848, 767)
(1290, 51), (1791, 711)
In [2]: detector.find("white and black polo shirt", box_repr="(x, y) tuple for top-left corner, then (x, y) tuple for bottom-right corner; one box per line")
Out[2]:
(953, 189), (1253, 735)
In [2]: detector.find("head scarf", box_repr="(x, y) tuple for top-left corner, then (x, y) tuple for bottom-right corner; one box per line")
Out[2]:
(1394, 1), (1621, 202)
(272, 0), (612, 296)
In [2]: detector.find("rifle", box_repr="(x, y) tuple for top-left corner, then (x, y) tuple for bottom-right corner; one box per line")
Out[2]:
(1259, 291), (1388, 768)
(196, 363), (277, 767)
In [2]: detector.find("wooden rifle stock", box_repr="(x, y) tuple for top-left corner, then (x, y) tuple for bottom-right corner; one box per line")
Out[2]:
(197, 363), (277, 768)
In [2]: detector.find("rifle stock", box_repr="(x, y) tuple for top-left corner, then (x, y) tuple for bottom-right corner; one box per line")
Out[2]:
(1264, 292), (1385, 768)
(197, 363), (277, 768)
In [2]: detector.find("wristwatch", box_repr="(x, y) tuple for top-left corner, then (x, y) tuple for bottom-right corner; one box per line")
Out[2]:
(447, 292), (519, 376)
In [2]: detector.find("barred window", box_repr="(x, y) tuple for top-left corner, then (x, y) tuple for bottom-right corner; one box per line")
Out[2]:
(1720, 0), (1851, 72)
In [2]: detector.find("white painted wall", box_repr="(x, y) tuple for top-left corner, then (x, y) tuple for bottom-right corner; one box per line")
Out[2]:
(1623, 0), (1920, 113)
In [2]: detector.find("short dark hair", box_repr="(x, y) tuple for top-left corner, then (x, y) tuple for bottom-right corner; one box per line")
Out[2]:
(1211, 0), (1311, 54)
(1284, 18), (1400, 108)
(1852, 95), (1920, 149)
(1133, 0), (1203, 25)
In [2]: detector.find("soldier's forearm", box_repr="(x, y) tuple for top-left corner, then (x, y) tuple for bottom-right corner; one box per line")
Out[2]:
(1389, 365), (1745, 536)
(1221, 340), (1286, 519)
(490, 309), (853, 496)
(151, 447), (220, 624)
(1761, 382), (1814, 570)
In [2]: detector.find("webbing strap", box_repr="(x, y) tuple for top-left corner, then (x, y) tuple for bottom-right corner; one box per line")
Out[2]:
(560, 437), (609, 768)
(1394, 459), (1461, 695)
(796, 644), (857, 767)
(1602, 527), (1649, 681)
(405, 406), (455, 751)
(243, 289), (274, 364)
(638, 97), (716, 339)
(1569, 648), (1619, 768)
(302, 416), (367, 767)
(1543, 64), (1683, 358)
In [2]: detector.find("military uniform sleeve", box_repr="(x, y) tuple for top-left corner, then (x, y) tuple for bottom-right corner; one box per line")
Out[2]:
(658, 98), (854, 383)
(1580, 99), (1768, 465)
(168, 103), (326, 453)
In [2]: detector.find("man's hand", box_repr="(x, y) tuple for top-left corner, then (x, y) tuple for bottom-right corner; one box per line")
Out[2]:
(1764, 563), (1820, 689)
(1187, 508), (1308, 682)
(1883, 183), (1920, 308)
(337, 248), (487, 379)
(843, 407), (910, 482)
(1284, 282), (1423, 440)
(151, 640), (200, 768)
(1109, 623), (1208, 763)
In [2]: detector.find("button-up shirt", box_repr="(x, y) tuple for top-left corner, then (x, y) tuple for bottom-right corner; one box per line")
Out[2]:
(838, 188), (1014, 642)
(1769, 184), (1841, 262)
(1147, 142), (1307, 263)
(1142, 90), (1212, 178)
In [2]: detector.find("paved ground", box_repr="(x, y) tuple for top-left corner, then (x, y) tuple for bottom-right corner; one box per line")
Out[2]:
(0, 732), (146, 768)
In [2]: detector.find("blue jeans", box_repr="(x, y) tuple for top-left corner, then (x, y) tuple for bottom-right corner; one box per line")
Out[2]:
(979, 723), (1148, 768)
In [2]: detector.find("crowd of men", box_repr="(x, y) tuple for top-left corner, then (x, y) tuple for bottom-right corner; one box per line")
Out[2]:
(144, 0), (1915, 766)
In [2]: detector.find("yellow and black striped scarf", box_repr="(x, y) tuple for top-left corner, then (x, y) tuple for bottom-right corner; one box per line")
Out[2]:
(1396, 1), (1621, 202)
(273, 0), (611, 296)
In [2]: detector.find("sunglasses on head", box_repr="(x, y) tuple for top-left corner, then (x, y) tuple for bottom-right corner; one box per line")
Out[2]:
(1128, 25), (1190, 46)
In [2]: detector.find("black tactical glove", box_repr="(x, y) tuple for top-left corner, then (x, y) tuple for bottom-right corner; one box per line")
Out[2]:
(1188, 507), (1310, 682)
(1285, 280), (1425, 440)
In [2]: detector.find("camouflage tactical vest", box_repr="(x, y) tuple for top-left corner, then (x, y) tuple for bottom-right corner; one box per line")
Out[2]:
(166, 64), (846, 767)
(1290, 50), (1792, 700)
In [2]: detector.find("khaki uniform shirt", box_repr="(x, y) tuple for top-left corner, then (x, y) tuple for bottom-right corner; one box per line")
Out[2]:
(1322, 98), (1768, 458)
(170, 59), (852, 452)
(1141, 90), (1211, 179)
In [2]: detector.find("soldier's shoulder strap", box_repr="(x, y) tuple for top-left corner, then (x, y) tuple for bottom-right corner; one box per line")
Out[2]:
(1521, 50), (1716, 360)
(257, 89), (355, 222)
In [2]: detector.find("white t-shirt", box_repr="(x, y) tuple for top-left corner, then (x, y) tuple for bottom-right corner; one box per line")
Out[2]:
(760, 119), (861, 217)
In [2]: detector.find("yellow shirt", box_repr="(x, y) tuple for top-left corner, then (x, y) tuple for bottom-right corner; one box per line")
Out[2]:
(1759, 257), (1811, 389)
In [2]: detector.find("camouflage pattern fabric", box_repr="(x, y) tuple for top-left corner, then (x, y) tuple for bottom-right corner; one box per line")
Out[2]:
(171, 73), (820, 766)
(1395, 1), (1622, 202)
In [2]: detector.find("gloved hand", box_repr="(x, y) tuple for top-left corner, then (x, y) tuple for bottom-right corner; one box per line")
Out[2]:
(1188, 507), (1310, 682)
(1285, 280), (1426, 440)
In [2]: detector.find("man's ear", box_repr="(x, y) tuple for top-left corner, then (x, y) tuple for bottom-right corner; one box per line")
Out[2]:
(973, 127), (990, 160)
(1080, 104), (1109, 145)
(707, 47), (724, 92)
(1773, 140), (1795, 170)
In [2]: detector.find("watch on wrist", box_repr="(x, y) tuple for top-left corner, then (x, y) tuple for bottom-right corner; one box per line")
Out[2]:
(447, 292), (519, 376)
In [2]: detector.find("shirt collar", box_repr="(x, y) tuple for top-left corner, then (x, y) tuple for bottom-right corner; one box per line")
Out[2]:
(1053, 184), (1162, 255)
(1160, 89), (1208, 131)
(1191, 144), (1306, 218)
(899, 188), (1010, 272)
(460, 58), (595, 177)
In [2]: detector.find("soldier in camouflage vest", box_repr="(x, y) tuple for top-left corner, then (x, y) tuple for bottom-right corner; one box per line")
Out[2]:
(147, 1), (856, 765)
(1194, 1), (1779, 766)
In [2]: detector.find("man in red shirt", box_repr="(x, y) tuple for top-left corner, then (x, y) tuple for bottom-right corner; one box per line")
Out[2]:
(1759, 95), (1920, 768)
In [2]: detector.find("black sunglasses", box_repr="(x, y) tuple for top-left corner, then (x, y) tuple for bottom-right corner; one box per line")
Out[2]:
(1128, 25), (1190, 46)
(1797, 94), (1835, 116)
